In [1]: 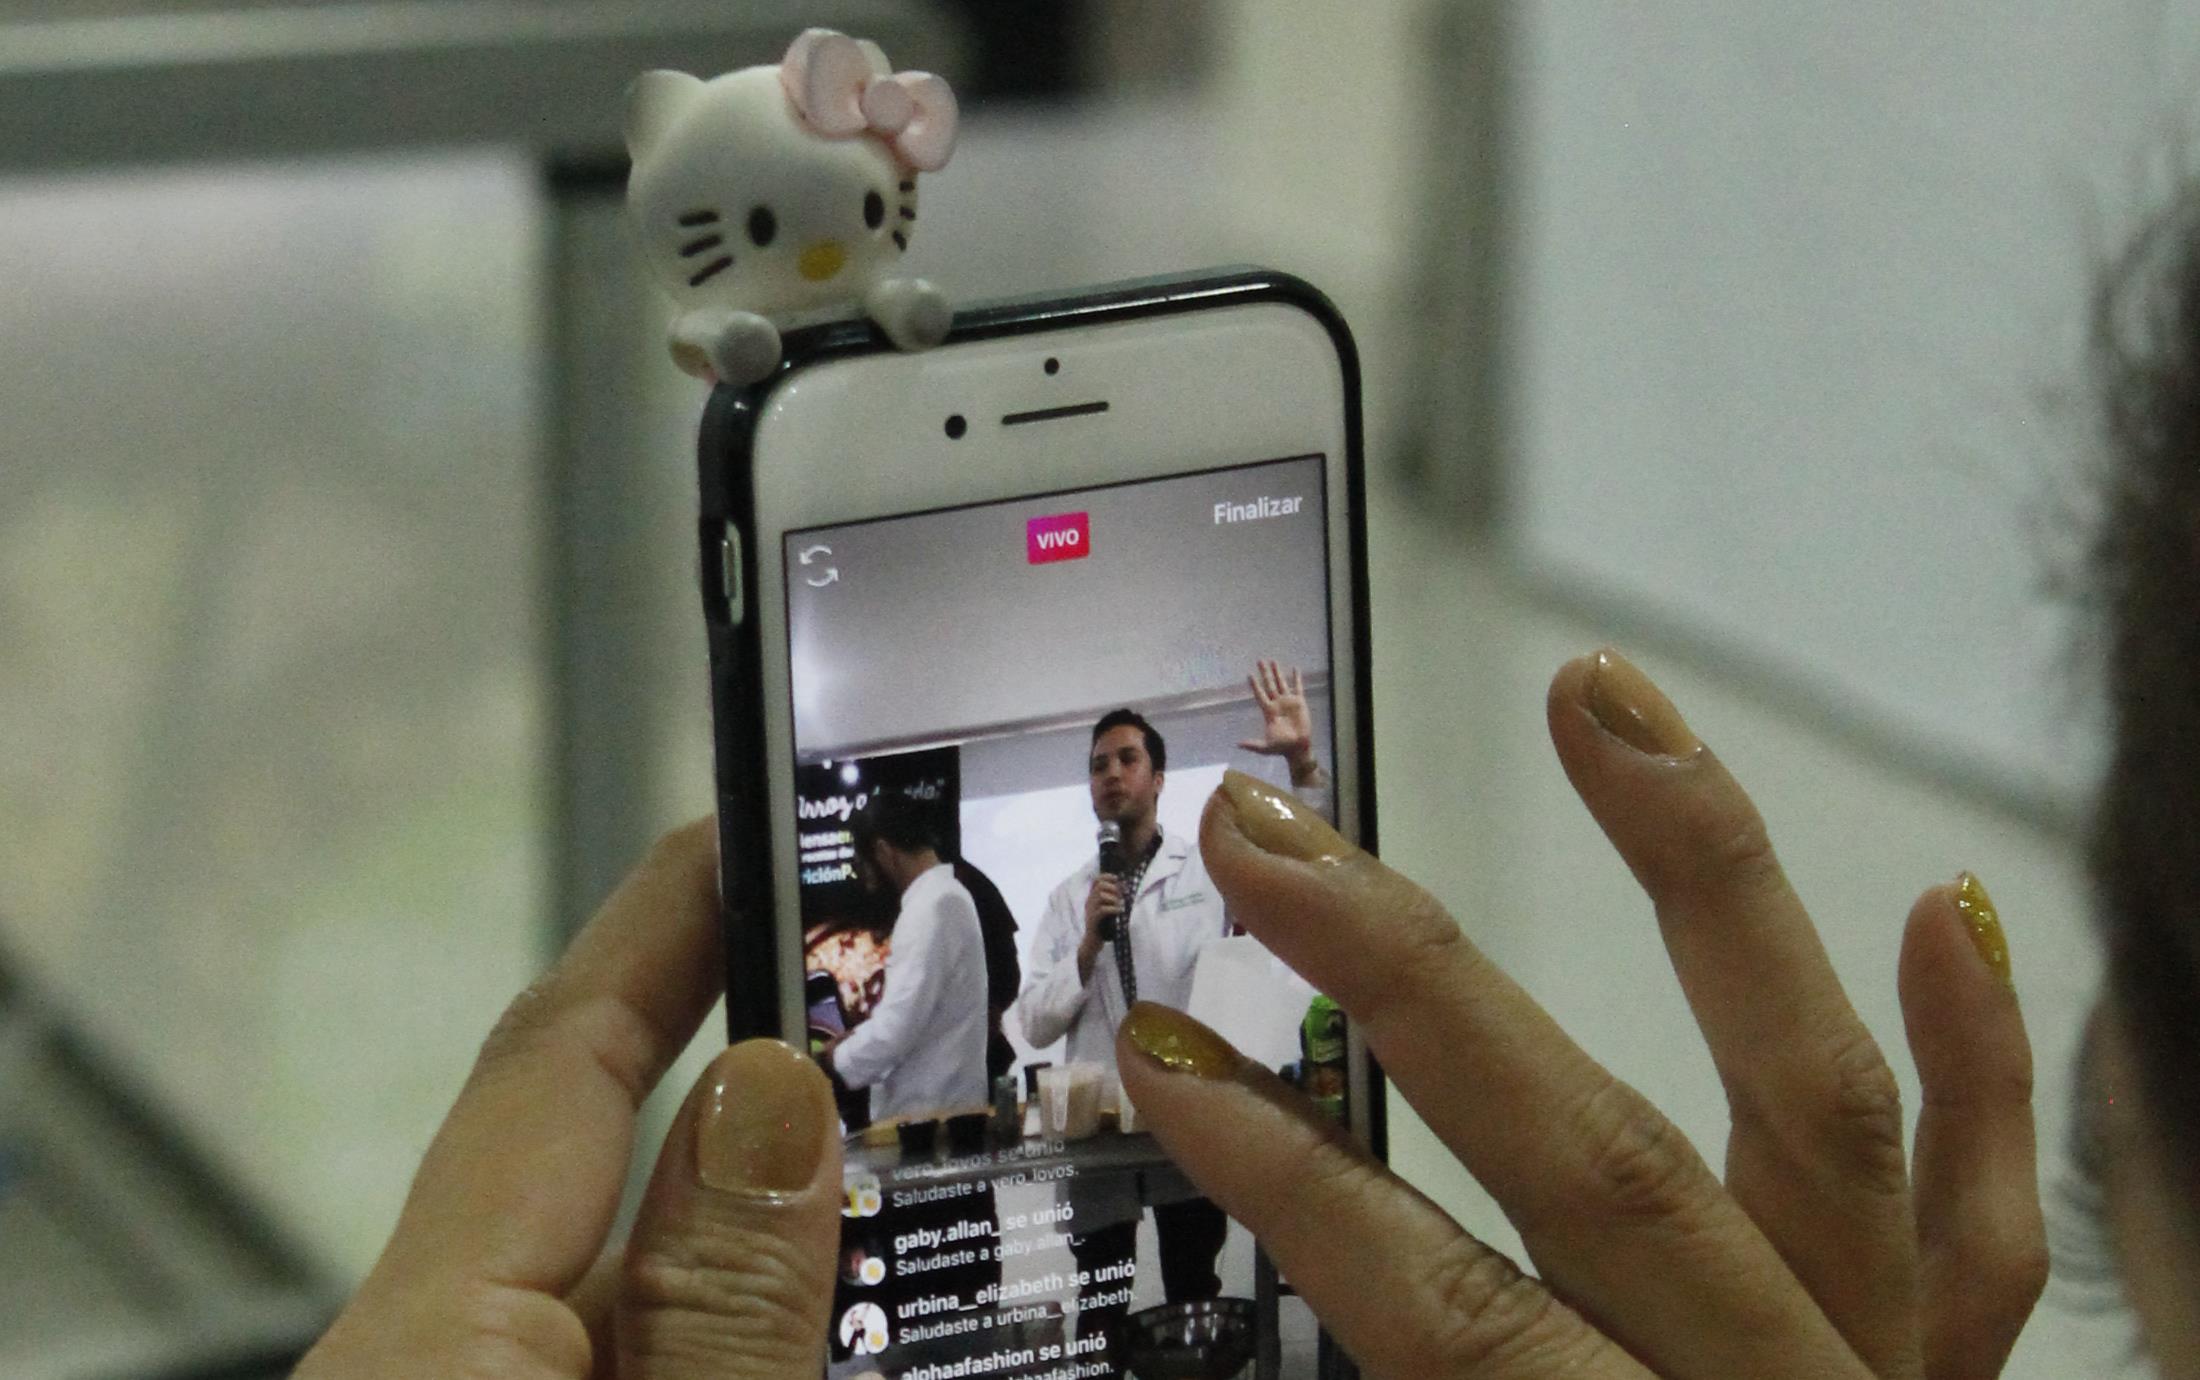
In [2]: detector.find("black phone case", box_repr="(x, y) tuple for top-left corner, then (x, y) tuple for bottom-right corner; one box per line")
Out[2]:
(694, 266), (1381, 1169)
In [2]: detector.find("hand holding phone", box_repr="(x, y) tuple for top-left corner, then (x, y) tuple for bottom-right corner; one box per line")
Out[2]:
(295, 823), (845, 1380)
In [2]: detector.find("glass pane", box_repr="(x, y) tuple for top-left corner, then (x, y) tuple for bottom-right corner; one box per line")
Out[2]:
(0, 152), (548, 1282)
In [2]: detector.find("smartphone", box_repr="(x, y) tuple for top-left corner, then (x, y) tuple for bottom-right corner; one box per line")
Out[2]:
(697, 269), (1377, 1380)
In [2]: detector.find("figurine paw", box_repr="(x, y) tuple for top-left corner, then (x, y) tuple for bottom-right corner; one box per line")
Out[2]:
(670, 310), (782, 386)
(711, 313), (784, 385)
(867, 279), (953, 352)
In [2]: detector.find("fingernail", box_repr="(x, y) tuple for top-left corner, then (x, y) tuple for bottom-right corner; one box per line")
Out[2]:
(1122, 1002), (1240, 1080)
(696, 1039), (830, 1195)
(1584, 649), (1700, 757)
(1217, 769), (1353, 864)
(1953, 871), (2014, 989)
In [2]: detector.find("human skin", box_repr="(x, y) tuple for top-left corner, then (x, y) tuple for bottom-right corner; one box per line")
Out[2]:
(295, 821), (842, 1380)
(310, 651), (2069, 1378)
(1119, 650), (2049, 1379)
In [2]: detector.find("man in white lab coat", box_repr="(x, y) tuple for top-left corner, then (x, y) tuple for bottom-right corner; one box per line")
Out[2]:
(1012, 661), (1329, 1340)
(823, 794), (989, 1123)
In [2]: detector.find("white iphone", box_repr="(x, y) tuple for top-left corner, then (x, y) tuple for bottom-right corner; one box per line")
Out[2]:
(696, 269), (1376, 1380)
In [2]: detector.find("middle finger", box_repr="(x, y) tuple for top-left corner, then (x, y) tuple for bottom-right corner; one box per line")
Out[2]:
(1203, 771), (1865, 1379)
(1546, 652), (1920, 1374)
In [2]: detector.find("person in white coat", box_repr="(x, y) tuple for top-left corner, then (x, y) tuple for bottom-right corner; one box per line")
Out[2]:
(1011, 660), (1329, 1345)
(822, 793), (989, 1124)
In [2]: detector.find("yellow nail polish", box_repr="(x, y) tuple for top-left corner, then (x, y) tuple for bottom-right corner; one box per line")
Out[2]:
(1122, 1002), (1241, 1080)
(696, 1039), (831, 1195)
(1217, 769), (1353, 864)
(1584, 649), (1700, 757)
(1953, 871), (2013, 989)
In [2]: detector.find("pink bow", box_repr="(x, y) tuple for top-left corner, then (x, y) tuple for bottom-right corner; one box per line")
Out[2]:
(780, 28), (959, 173)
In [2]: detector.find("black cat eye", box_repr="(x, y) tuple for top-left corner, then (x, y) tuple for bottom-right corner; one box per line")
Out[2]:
(747, 205), (777, 248)
(864, 191), (886, 230)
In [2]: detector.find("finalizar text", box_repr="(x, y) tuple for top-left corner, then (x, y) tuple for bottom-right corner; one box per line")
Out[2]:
(1214, 495), (1305, 524)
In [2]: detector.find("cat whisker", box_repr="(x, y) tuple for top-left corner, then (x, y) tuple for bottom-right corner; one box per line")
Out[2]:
(677, 209), (721, 227)
(680, 234), (725, 257)
(687, 255), (734, 286)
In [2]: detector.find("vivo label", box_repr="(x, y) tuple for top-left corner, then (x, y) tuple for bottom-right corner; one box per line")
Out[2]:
(1025, 511), (1090, 564)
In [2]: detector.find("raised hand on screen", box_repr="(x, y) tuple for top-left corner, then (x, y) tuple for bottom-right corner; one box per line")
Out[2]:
(1237, 659), (1316, 779)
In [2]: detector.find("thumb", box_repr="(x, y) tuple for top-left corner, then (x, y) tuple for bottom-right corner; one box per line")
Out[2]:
(617, 1038), (842, 1378)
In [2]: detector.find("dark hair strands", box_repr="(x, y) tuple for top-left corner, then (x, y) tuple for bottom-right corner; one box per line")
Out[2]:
(2086, 174), (2200, 1267)
(849, 790), (938, 859)
(1090, 708), (1167, 773)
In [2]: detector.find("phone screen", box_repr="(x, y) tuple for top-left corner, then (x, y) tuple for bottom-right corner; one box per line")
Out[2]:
(784, 453), (1347, 1379)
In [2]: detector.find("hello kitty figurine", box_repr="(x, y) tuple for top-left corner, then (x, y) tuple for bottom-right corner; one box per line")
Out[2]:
(625, 29), (959, 385)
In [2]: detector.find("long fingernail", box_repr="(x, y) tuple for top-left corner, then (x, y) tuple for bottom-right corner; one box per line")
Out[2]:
(1584, 649), (1700, 757)
(1122, 1002), (1240, 1079)
(696, 1039), (830, 1195)
(1217, 769), (1353, 864)
(1953, 871), (2014, 989)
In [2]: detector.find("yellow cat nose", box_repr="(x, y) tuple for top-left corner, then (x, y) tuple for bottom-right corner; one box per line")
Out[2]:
(798, 241), (846, 281)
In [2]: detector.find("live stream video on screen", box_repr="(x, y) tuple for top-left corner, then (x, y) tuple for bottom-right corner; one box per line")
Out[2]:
(783, 455), (1347, 1377)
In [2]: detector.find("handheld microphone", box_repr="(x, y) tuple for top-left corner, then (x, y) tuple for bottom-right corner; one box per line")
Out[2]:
(1096, 820), (1137, 1004)
(1095, 822), (1125, 942)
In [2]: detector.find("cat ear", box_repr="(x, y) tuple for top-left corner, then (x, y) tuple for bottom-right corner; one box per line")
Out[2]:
(625, 70), (704, 158)
(780, 28), (873, 135)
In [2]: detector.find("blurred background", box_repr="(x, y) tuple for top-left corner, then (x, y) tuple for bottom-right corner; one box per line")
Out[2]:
(0, 0), (2182, 1373)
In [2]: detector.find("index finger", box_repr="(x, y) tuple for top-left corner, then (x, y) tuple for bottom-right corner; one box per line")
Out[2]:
(371, 817), (727, 1294)
(1201, 774), (1860, 1378)
(1115, 1005), (1649, 1380)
